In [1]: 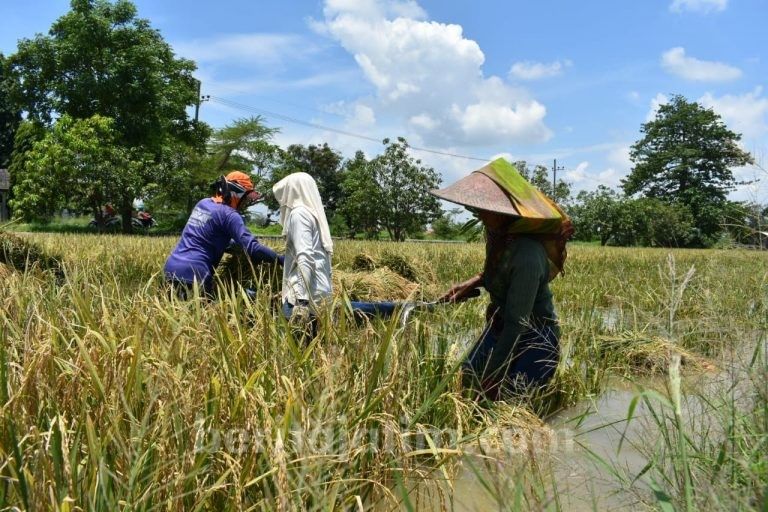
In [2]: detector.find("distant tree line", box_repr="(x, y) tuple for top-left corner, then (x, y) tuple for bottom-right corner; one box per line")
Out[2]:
(0, 1), (763, 246)
(567, 95), (763, 248)
(152, 123), (444, 241)
(0, 0), (443, 240)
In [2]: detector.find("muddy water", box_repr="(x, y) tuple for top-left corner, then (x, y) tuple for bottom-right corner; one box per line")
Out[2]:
(414, 338), (765, 511)
(407, 387), (655, 511)
(416, 388), (654, 511)
(545, 386), (656, 511)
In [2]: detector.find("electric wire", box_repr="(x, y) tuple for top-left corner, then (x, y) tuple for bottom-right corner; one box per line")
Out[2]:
(209, 95), (490, 162)
(208, 94), (626, 188)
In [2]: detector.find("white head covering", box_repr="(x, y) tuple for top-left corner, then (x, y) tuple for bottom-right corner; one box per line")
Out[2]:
(272, 172), (333, 254)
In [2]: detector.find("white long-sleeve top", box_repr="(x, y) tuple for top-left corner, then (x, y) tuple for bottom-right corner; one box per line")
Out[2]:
(282, 205), (333, 305)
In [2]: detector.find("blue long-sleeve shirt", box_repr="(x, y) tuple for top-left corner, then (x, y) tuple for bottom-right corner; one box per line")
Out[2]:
(164, 198), (279, 287)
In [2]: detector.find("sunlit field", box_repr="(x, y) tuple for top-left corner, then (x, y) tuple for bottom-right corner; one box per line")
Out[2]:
(1, 233), (766, 510)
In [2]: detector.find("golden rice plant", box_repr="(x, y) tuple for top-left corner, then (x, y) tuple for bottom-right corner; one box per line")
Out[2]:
(0, 233), (765, 510)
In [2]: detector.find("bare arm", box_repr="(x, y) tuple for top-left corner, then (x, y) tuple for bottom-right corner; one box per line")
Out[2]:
(438, 272), (484, 303)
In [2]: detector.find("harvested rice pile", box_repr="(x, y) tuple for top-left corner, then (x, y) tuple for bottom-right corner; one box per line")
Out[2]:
(218, 248), (420, 301)
(474, 403), (553, 453)
(351, 253), (376, 272)
(600, 333), (715, 374)
(351, 251), (435, 284)
(0, 231), (64, 279)
(377, 251), (418, 281)
(334, 267), (419, 301)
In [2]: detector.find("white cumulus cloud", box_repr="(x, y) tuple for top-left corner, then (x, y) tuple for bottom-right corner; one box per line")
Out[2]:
(646, 93), (670, 122)
(607, 145), (632, 172)
(319, 0), (552, 146)
(508, 60), (571, 81)
(565, 161), (589, 183)
(699, 87), (768, 142)
(409, 113), (438, 131)
(670, 0), (727, 13)
(456, 100), (551, 144)
(324, 0), (427, 21)
(661, 47), (742, 82)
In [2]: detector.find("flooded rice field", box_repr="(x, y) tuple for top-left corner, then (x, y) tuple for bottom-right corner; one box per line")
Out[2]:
(414, 336), (767, 511)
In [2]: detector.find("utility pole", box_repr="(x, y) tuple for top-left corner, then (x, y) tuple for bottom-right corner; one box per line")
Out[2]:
(552, 158), (565, 198)
(193, 79), (210, 123)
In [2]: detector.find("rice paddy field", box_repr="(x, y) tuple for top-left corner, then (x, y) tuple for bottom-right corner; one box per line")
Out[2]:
(0, 231), (766, 511)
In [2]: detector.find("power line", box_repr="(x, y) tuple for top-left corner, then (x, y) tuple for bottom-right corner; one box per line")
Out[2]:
(208, 95), (489, 162)
(208, 94), (625, 188)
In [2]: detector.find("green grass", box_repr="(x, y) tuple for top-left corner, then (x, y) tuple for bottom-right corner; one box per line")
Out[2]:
(0, 233), (765, 510)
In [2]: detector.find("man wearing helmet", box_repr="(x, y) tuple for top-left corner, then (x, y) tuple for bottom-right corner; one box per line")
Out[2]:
(164, 171), (284, 298)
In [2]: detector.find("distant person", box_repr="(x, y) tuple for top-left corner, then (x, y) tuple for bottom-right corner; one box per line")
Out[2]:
(433, 159), (573, 399)
(164, 171), (283, 299)
(273, 172), (397, 335)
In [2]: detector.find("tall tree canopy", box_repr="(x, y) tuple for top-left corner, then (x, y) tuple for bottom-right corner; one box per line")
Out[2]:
(6, 121), (45, 219)
(371, 138), (442, 241)
(10, 115), (150, 226)
(267, 143), (344, 215)
(622, 95), (753, 243)
(0, 53), (21, 168)
(9, 0), (206, 229)
(146, 116), (279, 217)
(339, 151), (380, 239)
(10, 0), (201, 149)
(208, 116), (280, 182)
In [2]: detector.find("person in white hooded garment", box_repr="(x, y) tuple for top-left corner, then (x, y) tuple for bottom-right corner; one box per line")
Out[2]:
(272, 172), (333, 325)
(272, 172), (399, 332)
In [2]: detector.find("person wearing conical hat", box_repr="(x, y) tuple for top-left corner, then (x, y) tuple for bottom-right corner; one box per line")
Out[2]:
(433, 158), (574, 399)
(164, 171), (284, 298)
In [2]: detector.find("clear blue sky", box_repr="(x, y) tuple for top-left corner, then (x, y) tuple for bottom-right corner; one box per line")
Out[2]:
(2, 0), (767, 201)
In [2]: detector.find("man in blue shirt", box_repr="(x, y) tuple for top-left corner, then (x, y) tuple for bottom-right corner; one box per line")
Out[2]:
(164, 171), (283, 298)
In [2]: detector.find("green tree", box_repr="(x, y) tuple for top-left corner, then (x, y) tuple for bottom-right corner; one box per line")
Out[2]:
(146, 117), (279, 220)
(10, 115), (151, 227)
(515, 160), (572, 204)
(9, 0), (206, 230)
(569, 186), (623, 245)
(570, 186), (695, 247)
(267, 143), (344, 214)
(338, 151), (380, 239)
(209, 116), (280, 182)
(623, 95), (753, 245)
(6, 121), (46, 219)
(0, 53), (21, 168)
(632, 198), (694, 247)
(431, 207), (465, 240)
(370, 137), (442, 241)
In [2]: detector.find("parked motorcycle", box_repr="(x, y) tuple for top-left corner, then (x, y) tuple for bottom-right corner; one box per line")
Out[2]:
(133, 210), (156, 229)
(89, 209), (156, 230)
(88, 215), (121, 229)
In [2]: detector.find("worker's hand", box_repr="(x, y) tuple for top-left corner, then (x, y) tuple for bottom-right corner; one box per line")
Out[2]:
(290, 304), (311, 328)
(289, 304), (313, 340)
(439, 283), (467, 303)
(439, 273), (483, 303)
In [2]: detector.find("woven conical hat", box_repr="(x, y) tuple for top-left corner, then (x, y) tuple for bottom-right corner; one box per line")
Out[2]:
(430, 171), (520, 217)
